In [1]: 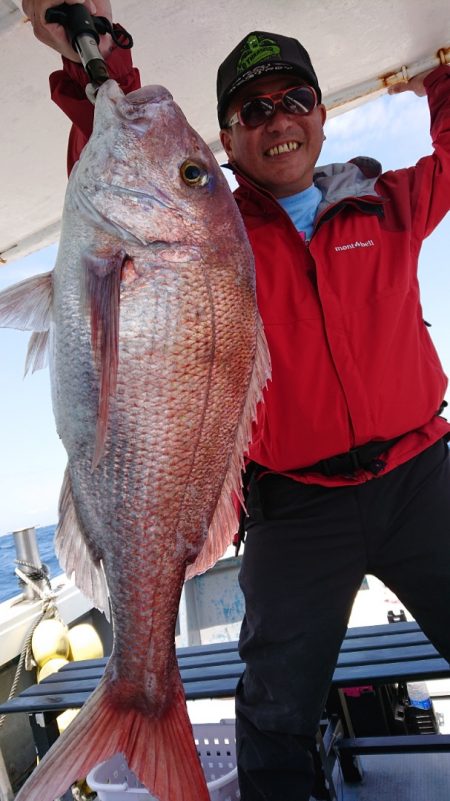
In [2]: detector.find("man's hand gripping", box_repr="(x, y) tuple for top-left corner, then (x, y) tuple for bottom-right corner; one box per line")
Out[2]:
(22, 0), (113, 62)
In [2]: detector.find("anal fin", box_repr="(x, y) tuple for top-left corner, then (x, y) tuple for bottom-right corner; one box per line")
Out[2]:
(55, 467), (110, 618)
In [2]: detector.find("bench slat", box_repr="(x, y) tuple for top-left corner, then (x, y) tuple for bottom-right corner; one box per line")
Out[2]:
(344, 621), (420, 638)
(337, 734), (450, 755)
(337, 643), (438, 666)
(0, 676), (241, 713)
(30, 642), (442, 697)
(339, 631), (428, 651)
(333, 656), (450, 685)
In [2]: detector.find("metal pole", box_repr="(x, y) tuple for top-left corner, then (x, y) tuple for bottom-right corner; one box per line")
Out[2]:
(325, 46), (450, 117)
(12, 527), (45, 601)
(0, 747), (13, 801)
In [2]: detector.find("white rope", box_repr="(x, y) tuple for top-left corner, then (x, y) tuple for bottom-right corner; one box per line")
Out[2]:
(14, 567), (57, 606)
(0, 567), (64, 729)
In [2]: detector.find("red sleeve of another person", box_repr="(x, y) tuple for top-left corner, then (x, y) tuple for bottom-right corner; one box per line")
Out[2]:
(49, 25), (141, 175)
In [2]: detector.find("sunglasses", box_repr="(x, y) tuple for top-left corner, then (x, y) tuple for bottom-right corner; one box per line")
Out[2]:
(226, 85), (318, 129)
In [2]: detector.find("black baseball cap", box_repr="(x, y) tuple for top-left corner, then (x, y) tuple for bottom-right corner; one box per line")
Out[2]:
(217, 31), (322, 128)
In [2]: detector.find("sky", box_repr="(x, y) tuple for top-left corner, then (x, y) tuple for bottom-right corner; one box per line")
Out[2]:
(0, 87), (449, 536)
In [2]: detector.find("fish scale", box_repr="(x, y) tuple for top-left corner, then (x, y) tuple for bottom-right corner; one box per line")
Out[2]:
(0, 80), (270, 801)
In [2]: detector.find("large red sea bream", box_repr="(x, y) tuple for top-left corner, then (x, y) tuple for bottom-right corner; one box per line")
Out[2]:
(0, 80), (270, 801)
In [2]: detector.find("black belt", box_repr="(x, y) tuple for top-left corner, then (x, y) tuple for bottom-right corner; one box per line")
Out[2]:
(233, 436), (403, 555)
(301, 436), (403, 477)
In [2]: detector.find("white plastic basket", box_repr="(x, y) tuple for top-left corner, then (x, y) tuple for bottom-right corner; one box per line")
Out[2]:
(194, 720), (239, 801)
(86, 720), (239, 801)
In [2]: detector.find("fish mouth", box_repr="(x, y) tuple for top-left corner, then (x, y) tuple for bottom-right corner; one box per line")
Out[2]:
(98, 81), (173, 112)
(125, 85), (173, 106)
(97, 82), (174, 128)
(117, 85), (174, 124)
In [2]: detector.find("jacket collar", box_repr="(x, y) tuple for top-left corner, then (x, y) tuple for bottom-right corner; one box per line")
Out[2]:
(314, 157), (382, 213)
(225, 156), (383, 212)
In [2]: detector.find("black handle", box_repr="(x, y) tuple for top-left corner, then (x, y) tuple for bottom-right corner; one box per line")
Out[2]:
(45, 3), (108, 86)
(45, 3), (99, 46)
(44, 4), (133, 49)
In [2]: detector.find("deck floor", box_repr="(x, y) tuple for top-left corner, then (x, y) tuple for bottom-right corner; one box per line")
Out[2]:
(330, 752), (450, 800)
(188, 697), (450, 800)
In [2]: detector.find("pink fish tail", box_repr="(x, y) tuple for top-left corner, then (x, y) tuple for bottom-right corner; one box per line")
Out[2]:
(127, 682), (211, 801)
(15, 680), (210, 801)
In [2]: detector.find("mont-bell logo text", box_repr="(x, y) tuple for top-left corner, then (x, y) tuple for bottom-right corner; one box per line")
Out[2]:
(334, 239), (375, 252)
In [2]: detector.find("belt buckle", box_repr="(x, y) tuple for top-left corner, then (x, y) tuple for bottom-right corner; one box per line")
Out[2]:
(346, 448), (362, 476)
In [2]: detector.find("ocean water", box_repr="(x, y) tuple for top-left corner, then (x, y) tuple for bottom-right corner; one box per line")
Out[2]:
(0, 525), (61, 604)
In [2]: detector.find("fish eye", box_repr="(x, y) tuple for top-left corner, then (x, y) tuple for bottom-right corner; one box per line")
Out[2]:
(180, 160), (209, 187)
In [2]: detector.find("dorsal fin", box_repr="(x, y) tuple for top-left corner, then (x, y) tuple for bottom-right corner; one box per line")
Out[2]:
(185, 314), (271, 579)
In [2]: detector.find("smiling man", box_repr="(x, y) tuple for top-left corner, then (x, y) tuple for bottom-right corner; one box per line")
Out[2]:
(220, 76), (326, 197)
(21, 9), (450, 801)
(214, 30), (450, 801)
(218, 34), (327, 202)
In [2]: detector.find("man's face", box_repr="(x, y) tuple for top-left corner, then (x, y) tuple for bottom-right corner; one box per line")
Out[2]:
(220, 75), (326, 198)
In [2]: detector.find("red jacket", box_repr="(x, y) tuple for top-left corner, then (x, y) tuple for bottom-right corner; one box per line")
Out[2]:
(50, 53), (450, 486)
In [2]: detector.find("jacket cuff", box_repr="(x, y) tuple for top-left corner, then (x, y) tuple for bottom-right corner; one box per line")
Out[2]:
(424, 62), (450, 90)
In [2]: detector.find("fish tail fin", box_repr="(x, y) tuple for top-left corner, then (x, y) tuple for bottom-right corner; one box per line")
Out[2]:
(127, 682), (211, 801)
(15, 679), (210, 801)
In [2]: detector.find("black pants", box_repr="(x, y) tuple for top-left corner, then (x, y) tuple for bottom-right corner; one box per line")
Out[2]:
(236, 439), (450, 801)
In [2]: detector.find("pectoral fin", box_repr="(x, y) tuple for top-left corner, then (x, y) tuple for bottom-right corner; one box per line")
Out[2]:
(25, 331), (50, 374)
(83, 249), (132, 468)
(0, 271), (53, 373)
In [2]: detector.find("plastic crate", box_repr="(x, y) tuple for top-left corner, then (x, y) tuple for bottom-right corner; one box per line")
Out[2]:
(195, 720), (239, 801)
(86, 720), (239, 801)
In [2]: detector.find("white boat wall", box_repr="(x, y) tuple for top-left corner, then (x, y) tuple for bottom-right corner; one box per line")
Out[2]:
(0, 574), (113, 795)
(0, 0), (449, 263)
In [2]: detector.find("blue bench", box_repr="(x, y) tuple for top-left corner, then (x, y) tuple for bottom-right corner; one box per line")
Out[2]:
(2, 620), (450, 800)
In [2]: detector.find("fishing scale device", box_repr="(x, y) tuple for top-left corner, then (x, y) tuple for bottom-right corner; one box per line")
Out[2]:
(44, 3), (133, 88)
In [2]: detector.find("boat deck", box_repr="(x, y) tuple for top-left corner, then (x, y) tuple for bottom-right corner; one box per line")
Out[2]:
(331, 751), (450, 800)
(2, 620), (450, 801)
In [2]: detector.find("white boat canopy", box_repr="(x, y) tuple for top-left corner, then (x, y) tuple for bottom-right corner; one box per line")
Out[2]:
(1, 0), (449, 263)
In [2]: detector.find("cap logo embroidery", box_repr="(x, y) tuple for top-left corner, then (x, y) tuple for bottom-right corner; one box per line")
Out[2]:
(237, 34), (281, 74)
